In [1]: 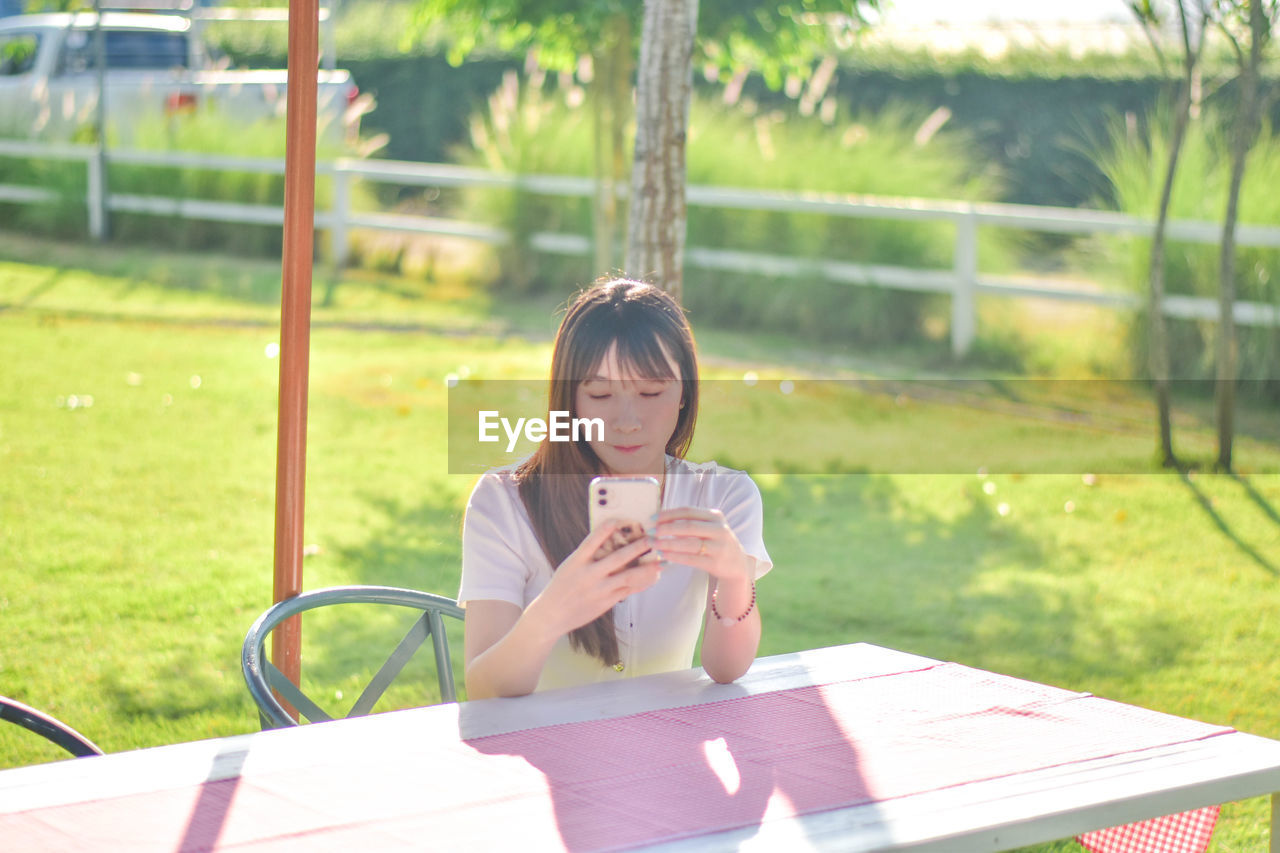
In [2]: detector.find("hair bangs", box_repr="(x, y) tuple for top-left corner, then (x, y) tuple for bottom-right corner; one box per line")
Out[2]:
(611, 320), (681, 382)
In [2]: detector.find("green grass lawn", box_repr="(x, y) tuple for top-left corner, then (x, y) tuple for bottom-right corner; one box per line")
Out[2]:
(1, 232), (1278, 851)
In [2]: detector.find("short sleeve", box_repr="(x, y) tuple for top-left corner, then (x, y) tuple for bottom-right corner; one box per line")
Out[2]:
(717, 472), (773, 580)
(458, 472), (533, 608)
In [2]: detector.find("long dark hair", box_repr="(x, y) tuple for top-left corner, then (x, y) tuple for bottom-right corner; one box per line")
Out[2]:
(515, 279), (699, 666)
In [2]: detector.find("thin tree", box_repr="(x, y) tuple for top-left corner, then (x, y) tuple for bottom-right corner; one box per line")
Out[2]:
(1211, 0), (1276, 471)
(413, 1), (637, 275)
(625, 0), (697, 299)
(413, 1), (880, 297)
(1129, 0), (1211, 468)
(625, 1), (880, 296)
(591, 12), (634, 278)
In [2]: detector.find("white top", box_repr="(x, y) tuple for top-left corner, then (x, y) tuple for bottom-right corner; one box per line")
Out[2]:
(458, 455), (773, 692)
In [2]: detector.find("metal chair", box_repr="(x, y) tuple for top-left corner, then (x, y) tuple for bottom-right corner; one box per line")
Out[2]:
(241, 585), (465, 729)
(1, 695), (103, 758)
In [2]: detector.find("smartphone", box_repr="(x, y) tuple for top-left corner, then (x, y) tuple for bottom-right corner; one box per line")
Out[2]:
(588, 475), (660, 564)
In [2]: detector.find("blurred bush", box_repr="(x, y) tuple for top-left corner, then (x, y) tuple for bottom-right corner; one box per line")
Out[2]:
(209, 1), (512, 167)
(204, 4), (1197, 210)
(1092, 104), (1280, 398)
(0, 105), (376, 262)
(450, 71), (595, 293)
(0, 154), (86, 241)
(683, 99), (1011, 346)
(211, 4), (1280, 211)
(451, 72), (1014, 347)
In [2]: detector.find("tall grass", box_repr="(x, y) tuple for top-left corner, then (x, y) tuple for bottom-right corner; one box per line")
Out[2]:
(0, 111), (90, 239)
(0, 105), (369, 259)
(1092, 105), (1280, 398)
(456, 71), (596, 292)
(682, 100), (1010, 346)
(451, 74), (1014, 347)
(0, 153), (86, 239)
(115, 108), (306, 256)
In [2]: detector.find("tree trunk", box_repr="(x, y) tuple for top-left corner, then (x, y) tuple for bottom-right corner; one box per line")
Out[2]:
(591, 58), (609, 276)
(589, 13), (632, 277)
(626, 0), (698, 301)
(1144, 3), (1209, 470)
(1215, 135), (1247, 473)
(1215, 2), (1267, 472)
(1148, 78), (1192, 469)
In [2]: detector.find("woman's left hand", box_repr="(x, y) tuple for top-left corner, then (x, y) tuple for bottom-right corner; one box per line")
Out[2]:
(652, 507), (753, 583)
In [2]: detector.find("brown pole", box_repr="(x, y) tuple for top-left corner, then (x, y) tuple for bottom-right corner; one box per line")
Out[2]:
(272, 0), (320, 713)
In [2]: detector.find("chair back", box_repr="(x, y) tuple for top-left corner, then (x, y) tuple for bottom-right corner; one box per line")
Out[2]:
(241, 585), (465, 729)
(1, 696), (103, 758)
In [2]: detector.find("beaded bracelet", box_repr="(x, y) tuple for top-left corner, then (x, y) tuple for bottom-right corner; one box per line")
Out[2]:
(710, 580), (756, 627)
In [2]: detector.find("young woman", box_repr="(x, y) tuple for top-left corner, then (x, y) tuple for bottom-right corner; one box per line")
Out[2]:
(459, 279), (771, 699)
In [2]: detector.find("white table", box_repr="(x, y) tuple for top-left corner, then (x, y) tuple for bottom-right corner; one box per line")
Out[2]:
(1, 644), (1278, 851)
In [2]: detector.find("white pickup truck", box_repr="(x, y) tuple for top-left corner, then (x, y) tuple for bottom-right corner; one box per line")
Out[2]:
(0, 12), (360, 143)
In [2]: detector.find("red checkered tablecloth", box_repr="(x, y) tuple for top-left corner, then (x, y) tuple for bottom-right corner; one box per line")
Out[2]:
(1077, 805), (1220, 853)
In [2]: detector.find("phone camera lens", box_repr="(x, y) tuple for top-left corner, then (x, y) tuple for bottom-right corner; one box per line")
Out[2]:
(597, 498), (607, 505)
(598, 488), (607, 495)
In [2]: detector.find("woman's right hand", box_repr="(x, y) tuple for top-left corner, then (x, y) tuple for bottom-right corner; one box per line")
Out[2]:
(525, 521), (662, 640)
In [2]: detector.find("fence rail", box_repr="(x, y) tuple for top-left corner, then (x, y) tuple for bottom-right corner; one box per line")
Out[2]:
(2, 139), (1278, 355)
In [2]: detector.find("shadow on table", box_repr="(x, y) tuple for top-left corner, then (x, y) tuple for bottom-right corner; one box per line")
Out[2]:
(459, 683), (881, 851)
(175, 744), (247, 852)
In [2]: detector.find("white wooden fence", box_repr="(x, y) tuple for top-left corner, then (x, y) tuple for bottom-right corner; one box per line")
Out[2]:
(2, 138), (1278, 356)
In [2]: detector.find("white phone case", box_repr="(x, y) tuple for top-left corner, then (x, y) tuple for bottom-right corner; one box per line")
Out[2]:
(588, 476), (660, 561)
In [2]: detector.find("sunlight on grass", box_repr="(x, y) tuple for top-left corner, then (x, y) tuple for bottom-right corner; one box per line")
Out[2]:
(1, 235), (1277, 851)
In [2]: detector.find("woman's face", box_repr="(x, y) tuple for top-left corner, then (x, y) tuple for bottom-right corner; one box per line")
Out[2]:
(575, 341), (683, 477)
